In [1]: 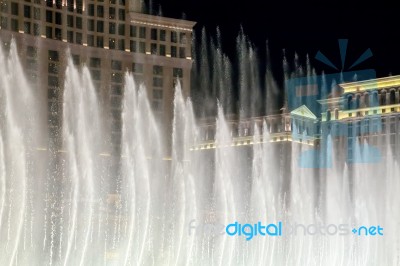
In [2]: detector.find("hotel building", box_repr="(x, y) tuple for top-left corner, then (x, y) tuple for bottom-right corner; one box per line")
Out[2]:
(0, 0), (196, 155)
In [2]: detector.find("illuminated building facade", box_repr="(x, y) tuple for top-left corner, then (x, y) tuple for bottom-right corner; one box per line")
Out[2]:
(0, 0), (195, 155)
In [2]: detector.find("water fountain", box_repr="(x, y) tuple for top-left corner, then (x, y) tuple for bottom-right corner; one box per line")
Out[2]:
(0, 36), (399, 266)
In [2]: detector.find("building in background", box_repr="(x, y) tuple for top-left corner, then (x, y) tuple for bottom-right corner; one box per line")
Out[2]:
(0, 0), (196, 155)
(195, 75), (400, 165)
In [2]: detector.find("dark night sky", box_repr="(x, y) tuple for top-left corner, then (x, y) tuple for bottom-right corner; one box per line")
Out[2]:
(152, 1), (400, 78)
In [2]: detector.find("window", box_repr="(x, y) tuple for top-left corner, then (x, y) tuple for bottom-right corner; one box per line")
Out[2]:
(171, 31), (178, 43)
(48, 76), (59, 87)
(46, 0), (53, 7)
(55, 12), (62, 25)
(151, 28), (157, 40)
(130, 40), (136, 52)
(153, 89), (163, 99)
(160, 30), (166, 41)
(87, 34), (94, 46)
(180, 32), (187, 44)
(179, 47), (185, 58)
(153, 77), (163, 87)
(72, 54), (80, 65)
(33, 23), (40, 36)
(109, 7), (115, 19)
(88, 4), (95, 16)
(1, 2), (8, 13)
(24, 5), (31, 18)
(26, 59), (38, 70)
(173, 68), (183, 77)
(76, 17), (82, 29)
(111, 85), (123, 95)
(90, 69), (101, 80)
(118, 9), (125, 21)
(118, 24), (125, 35)
(67, 0), (74, 12)
(97, 21), (104, 32)
(24, 22), (31, 34)
(111, 73), (123, 83)
(48, 62), (59, 74)
(159, 45), (166, 56)
(153, 65), (163, 75)
(46, 10), (52, 23)
(117, 39), (125, 50)
(139, 27), (146, 38)
(27, 46), (37, 57)
(109, 38), (116, 49)
(0, 17), (7, 29)
(76, 33), (82, 44)
(46, 26), (52, 38)
(109, 22), (116, 34)
(139, 42), (145, 53)
(151, 43), (157, 55)
(11, 19), (18, 31)
(132, 63), (143, 73)
(67, 31), (74, 43)
(33, 7), (40, 20)
(171, 46), (177, 57)
(88, 19), (94, 31)
(67, 15), (73, 27)
(11, 2), (18, 16)
(90, 58), (101, 68)
(111, 60), (122, 70)
(130, 25), (136, 37)
(55, 28), (62, 40)
(97, 6), (104, 17)
(97, 36), (104, 48)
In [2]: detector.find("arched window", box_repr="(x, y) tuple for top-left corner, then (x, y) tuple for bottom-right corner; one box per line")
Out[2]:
(326, 109), (331, 121)
(334, 108), (339, 120)
(355, 94), (361, 109)
(372, 91), (379, 107)
(364, 92), (369, 107)
(390, 89), (396, 104)
(347, 95), (353, 110)
(381, 90), (387, 106)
